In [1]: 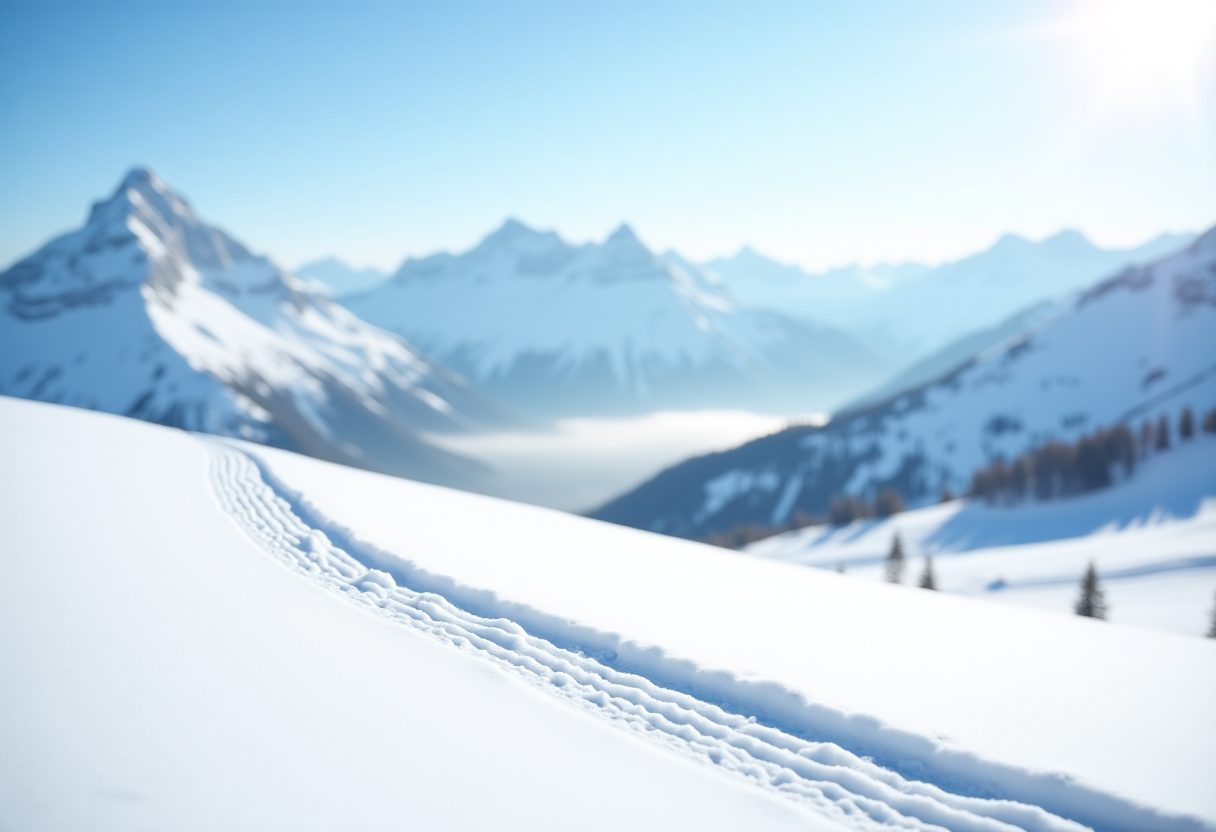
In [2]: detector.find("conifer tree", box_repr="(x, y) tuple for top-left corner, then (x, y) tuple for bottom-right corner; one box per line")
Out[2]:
(885, 533), (905, 584)
(1074, 561), (1107, 620)
(1156, 414), (1170, 451)
(1139, 420), (1154, 457)
(1207, 590), (1216, 639)
(1180, 408), (1194, 441)
(918, 556), (937, 590)
(875, 488), (905, 518)
(1204, 408), (1216, 435)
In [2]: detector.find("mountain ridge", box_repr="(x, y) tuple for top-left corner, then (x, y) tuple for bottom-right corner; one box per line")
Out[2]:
(344, 219), (893, 420)
(706, 229), (1196, 361)
(0, 167), (509, 488)
(591, 226), (1216, 539)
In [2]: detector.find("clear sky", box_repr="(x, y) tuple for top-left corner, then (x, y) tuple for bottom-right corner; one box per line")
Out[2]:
(1, 0), (1214, 273)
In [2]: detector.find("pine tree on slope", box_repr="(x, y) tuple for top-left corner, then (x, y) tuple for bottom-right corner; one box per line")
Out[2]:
(1074, 562), (1108, 620)
(885, 534), (905, 584)
(1180, 408), (1194, 441)
(918, 557), (937, 590)
(1207, 590), (1216, 639)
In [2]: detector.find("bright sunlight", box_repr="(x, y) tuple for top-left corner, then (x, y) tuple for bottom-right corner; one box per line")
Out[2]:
(1053, 0), (1216, 111)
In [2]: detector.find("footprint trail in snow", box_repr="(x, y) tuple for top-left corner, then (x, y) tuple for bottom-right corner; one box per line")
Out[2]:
(206, 441), (1091, 832)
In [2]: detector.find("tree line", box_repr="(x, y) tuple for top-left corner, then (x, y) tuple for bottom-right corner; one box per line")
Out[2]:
(969, 406), (1215, 505)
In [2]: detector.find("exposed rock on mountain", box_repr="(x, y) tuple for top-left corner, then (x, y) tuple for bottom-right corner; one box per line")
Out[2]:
(0, 168), (507, 487)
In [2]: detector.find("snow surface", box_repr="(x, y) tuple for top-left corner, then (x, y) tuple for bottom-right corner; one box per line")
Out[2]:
(747, 434), (1216, 638)
(0, 397), (832, 832)
(4, 396), (1214, 830)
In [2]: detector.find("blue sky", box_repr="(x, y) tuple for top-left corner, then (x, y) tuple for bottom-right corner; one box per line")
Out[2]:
(1, 0), (1213, 272)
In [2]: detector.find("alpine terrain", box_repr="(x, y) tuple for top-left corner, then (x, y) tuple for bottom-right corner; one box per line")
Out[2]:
(707, 230), (1194, 360)
(0, 169), (508, 488)
(3, 395), (1213, 831)
(343, 220), (892, 420)
(592, 226), (1216, 539)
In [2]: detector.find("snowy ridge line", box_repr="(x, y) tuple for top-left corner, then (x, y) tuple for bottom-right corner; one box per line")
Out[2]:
(203, 441), (1205, 832)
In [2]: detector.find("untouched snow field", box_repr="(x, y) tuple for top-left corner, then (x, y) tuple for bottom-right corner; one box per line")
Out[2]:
(747, 437), (1216, 638)
(3, 397), (1214, 831)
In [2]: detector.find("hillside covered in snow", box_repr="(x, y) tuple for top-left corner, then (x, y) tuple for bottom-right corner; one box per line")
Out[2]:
(592, 227), (1216, 539)
(747, 435), (1216, 639)
(0, 169), (509, 489)
(3, 396), (1213, 831)
(343, 221), (892, 419)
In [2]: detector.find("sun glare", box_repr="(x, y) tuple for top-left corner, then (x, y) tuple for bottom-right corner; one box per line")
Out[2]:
(1051, 0), (1216, 111)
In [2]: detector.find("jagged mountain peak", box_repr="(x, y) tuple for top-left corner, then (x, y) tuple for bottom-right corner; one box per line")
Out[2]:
(346, 218), (892, 419)
(80, 168), (255, 276)
(1, 171), (513, 489)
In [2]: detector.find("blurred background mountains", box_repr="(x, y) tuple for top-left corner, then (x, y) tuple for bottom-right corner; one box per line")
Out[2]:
(2, 168), (1210, 524)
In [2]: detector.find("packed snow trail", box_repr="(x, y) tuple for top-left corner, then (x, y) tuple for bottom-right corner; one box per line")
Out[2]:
(205, 441), (1186, 832)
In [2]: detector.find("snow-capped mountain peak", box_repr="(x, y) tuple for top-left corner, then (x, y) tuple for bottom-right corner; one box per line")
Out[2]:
(345, 221), (892, 418)
(1, 168), (509, 488)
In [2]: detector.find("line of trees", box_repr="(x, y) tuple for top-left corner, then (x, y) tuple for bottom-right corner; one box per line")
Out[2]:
(969, 424), (1136, 504)
(829, 488), (906, 525)
(970, 407), (1216, 506)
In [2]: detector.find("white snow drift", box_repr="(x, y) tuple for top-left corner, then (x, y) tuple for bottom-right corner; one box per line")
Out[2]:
(2, 396), (1213, 831)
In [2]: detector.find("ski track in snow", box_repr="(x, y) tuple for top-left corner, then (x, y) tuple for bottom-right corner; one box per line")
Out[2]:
(204, 440), (1142, 832)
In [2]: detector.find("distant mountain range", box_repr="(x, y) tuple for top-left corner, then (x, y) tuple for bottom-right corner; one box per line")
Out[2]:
(343, 220), (894, 419)
(4, 167), (1206, 511)
(706, 230), (1194, 360)
(591, 227), (1216, 539)
(295, 257), (389, 298)
(0, 169), (508, 488)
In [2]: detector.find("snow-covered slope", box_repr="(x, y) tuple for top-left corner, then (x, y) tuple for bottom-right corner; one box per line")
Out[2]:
(839, 300), (1068, 414)
(294, 257), (388, 298)
(708, 231), (1193, 361)
(3, 396), (1213, 832)
(0, 169), (507, 488)
(747, 437), (1216, 638)
(592, 227), (1216, 538)
(344, 221), (892, 419)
